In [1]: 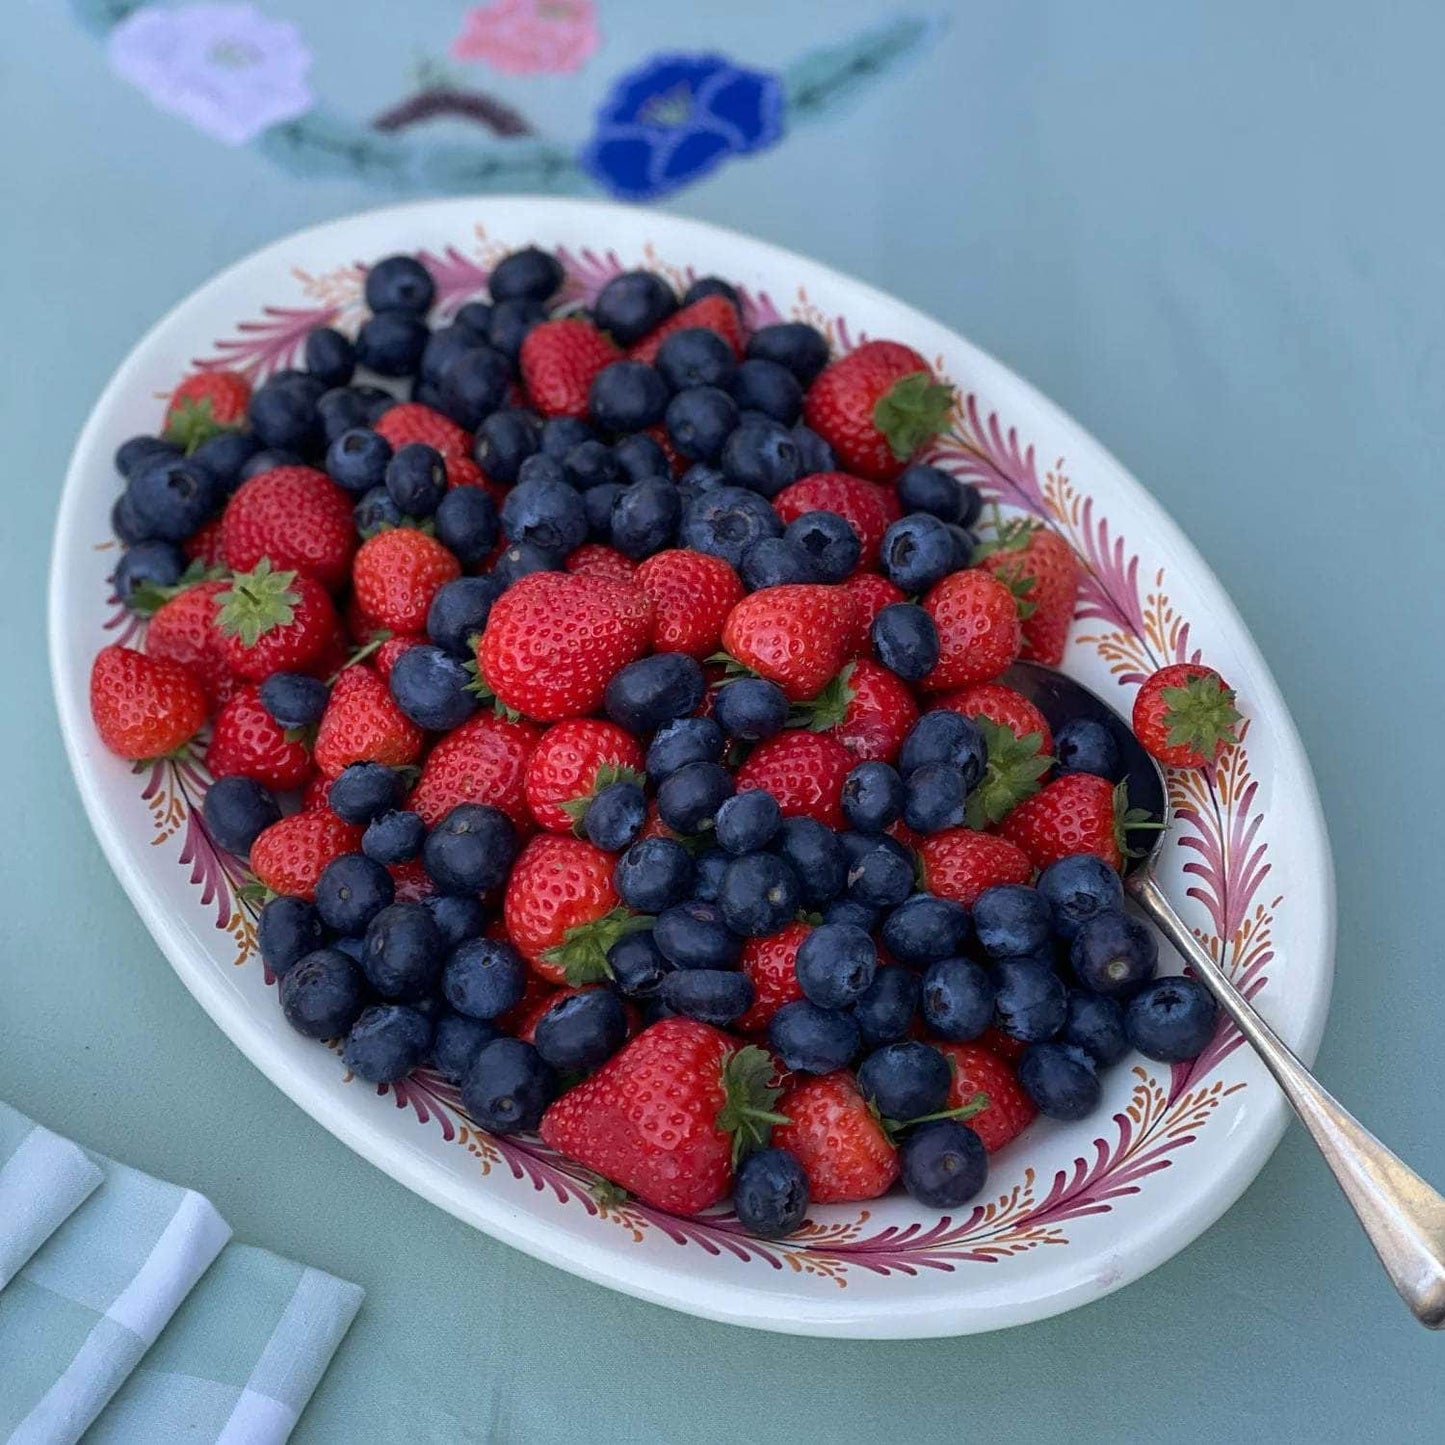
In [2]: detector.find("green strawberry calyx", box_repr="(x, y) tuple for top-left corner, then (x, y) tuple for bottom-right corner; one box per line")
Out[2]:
(1159, 672), (1242, 760)
(162, 396), (241, 455)
(873, 371), (956, 461)
(215, 559), (300, 646)
(558, 761), (647, 835)
(965, 718), (1053, 829)
(126, 558), (226, 618)
(462, 652), (524, 722)
(872, 1090), (990, 1142)
(791, 662), (856, 732)
(541, 908), (653, 987)
(717, 1045), (792, 1167)
(1112, 779), (1166, 862)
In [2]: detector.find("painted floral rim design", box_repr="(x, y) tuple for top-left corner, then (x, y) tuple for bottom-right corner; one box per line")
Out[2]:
(98, 230), (1278, 1284)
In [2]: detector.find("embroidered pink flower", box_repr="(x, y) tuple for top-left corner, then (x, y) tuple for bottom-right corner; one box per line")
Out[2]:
(450, 0), (599, 76)
(107, 2), (314, 146)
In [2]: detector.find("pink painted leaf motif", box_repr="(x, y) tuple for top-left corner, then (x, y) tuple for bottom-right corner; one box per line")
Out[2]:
(553, 245), (626, 308)
(450, 0), (600, 76)
(415, 246), (491, 320)
(1071, 495), (1147, 637)
(193, 303), (340, 379)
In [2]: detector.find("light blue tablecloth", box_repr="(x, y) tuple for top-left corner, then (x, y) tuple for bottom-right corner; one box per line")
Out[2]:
(4, 1), (1443, 1439)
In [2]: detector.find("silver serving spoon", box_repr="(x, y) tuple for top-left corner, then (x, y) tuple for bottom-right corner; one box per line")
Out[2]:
(1003, 660), (1445, 1327)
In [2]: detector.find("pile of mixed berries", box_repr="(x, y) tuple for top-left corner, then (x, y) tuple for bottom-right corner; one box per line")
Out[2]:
(89, 245), (1244, 1236)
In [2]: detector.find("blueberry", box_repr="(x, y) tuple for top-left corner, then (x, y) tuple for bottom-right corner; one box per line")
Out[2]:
(500, 475), (587, 555)
(733, 1147), (810, 1238)
(660, 969), (754, 1026)
(719, 852), (801, 936)
(491, 541), (563, 585)
(539, 415), (596, 460)
(431, 1012), (499, 1084)
(896, 463), (972, 524)
(604, 653), (706, 735)
(656, 759), (734, 834)
(715, 790), (782, 854)
(315, 853), (395, 935)
(1017, 1042), (1102, 1120)
(316, 387), (371, 447)
(328, 762), (403, 824)
(111, 489), (154, 545)
(434, 486), (500, 565)
(472, 408), (540, 484)
(972, 884), (1053, 959)
(239, 446), (303, 482)
(921, 958), (995, 1041)
(426, 575), (504, 658)
(646, 716), (723, 782)
(354, 486), (404, 537)
(746, 322), (830, 387)
(305, 326), (356, 388)
(454, 301), (493, 342)
(841, 761), (905, 834)
(900, 1120), (988, 1207)
(489, 246), (563, 304)
(384, 442), (447, 517)
(610, 478), (680, 558)
(790, 424), (836, 474)
(899, 711), (987, 788)
(460, 1038), (556, 1134)
(730, 358), (803, 425)
(1125, 976), (1218, 1062)
(191, 430), (261, 491)
(440, 346), (512, 429)
(343, 1004), (432, 1083)
(712, 678), (788, 743)
(853, 965), (921, 1047)
(561, 439), (623, 492)
(823, 897), (880, 931)
(365, 254), (435, 314)
(535, 989), (629, 1072)
(665, 385), (739, 462)
(356, 311), (429, 377)
(881, 514), (956, 593)
(795, 923), (877, 1009)
(423, 894), (486, 951)
(115, 435), (179, 481)
(362, 902), (445, 999)
(775, 817), (847, 905)
(784, 511), (859, 583)
(614, 837), (694, 913)
(871, 603), (939, 681)
(613, 432), (670, 482)
(653, 900), (741, 970)
(363, 809), (425, 866)
(720, 416), (802, 497)
(443, 937), (527, 1020)
(421, 325), (481, 387)
(584, 780), (647, 852)
(594, 270), (677, 345)
(692, 847), (730, 902)
(589, 360), (669, 433)
(845, 839), (915, 908)
(488, 298), (547, 364)
(679, 485), (782, 567)
(768, 1000), (860, 1075)
(1036, 854), (1125, 940)
(607, 929), (672, 997)
(993, 958), (1068, 1042)
(257, 672), (326, 733)
(879, 894), (970, 967)
(325, 427), (393, 494)
(1062, 990), (1130, 1067)
(1054, 718), (1123, 781)
(423, 804), (516, 895)
(258, 895), (325, 977)
(903, 763), (970, 834)
(678, 462), (728, 495)
(393, 637), (483, 726)
(944, 525), (976, 571)
(656, 329), (738, 391)
(857, 1040), (951, 1122)
(279, 949), (366, 1039)
(114, 540), (185, 605)
(1071, 909), (1162, 1001)
(248, 381), (321, 452)
(681, 275), (741, 308)
(129, 458), (218, 541)
(740, 537), (818, 589)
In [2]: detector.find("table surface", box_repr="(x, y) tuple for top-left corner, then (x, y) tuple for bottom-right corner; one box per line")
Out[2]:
(6, 2), (1443, 1439)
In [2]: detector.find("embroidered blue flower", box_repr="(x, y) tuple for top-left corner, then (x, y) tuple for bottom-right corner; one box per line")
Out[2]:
(581, 53), (784, 202)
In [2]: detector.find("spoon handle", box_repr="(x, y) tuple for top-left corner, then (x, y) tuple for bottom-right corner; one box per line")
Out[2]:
(1129, 871), (1445, 1327)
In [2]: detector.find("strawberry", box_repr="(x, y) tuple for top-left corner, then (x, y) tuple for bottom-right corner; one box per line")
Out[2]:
(978, 1025), (1028, 1064)
(799, 658), (918, 764)
(520, 319), (620, 418)
(89, 645), (207, 760)
(773, 1072), (899, 1204)
(802, 341), (955, 483)
(388, 856), (433, 903)
(477, 571), (652, 722)
(373, 633), (425, 683)
(976, 519), (1080, 666)
(220, 466), (355, 591)
(999, 773), (1156, 872)
(635, 548), (744, 660)
(301, 774), (332, 811)
(916, 828), (1033, 906)
(938, 680), (1054, 756)
(735, 730), (853, 829)
(644, 423), (686, 478)
(495, 971), (558, 1039)
(935, 1043), (1036, 1153)
(838, 571), (906, 653)
(963, 719), (1054, 829)
(1132, 662), (1241, 769)
(564, 543), (637, 583)
(921, 569), (1022, 690)
(408, 710), (539, 829)
(206, 685), (313, 791)
(523, 719), (646, 833)
(351, 528), (461, 635)
(144, 580), (237, 710)
(720, 584), (855, 703)
(772, 472), (901, 573)
(374, 403), (471, 465)
(211, 561), (339, 681)
(627, 295), (745, 365)
(539, 1019), (784, 1214)
(737, 921), (809, 1032)
(182, 515), (227, 569)
(249, 809), (363, 900)
(312, 665), (425, 779)
(164, 370), (250, 451)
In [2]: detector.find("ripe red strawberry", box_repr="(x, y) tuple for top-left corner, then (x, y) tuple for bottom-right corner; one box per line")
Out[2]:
(939, 680), (1054, 756)
(1132, 662), (1241, 768)
(803, 341), (955, 483)
(922, 569), (1022, 690)
(520, 319), (620, 418)
(164, 370), (250, 451)
(373, 633), (425, 683)
(772, 472), (901, 573)
(388, 856), (433, 903)
(494, 971), (557, 1039)
(976, 520), (1080, 666)
(735, 729), (853, 829)
(737, 921), (809, 1032)
(408, 711), (539, 829)
(644, 423), (685, 478)
(721, 584), (855, 703)
(961, 718), (1054, 829)
(978, 1025), (1028, 1064)
(477, 571), (652, 722)
(374, 402), (471, 465)
(999, 773), (1155, 872)
(206, 685), (313, 791)
(935, 1043), (1036, 1153)
(312, 665), (425, 779)
(838, 571), (906, 653)
(249, 810), (362, 900)
(801, 658), (918, 764)
(540, 1020), (785, 1215)
(144, 580), (237, 711)
(565, 543), (637, 583)
(773, 1072), (899, 1204)
(89, 645), (207, 760)
(627, 295), (745, 365)
(211, 562), (339, 681)
(221, 466), (355, 591)
(635, 548), (744, 660)
(524, 719), (646, 833)
(350, 528), (461, 635)
(916, 828), (1033, 906)
(301, 774), (332, 811)
(182, 515), (226, 569)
